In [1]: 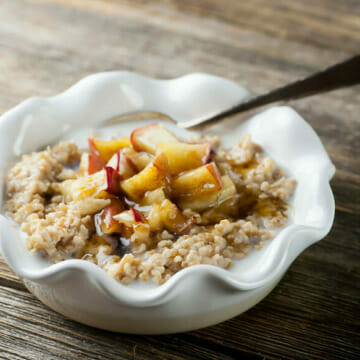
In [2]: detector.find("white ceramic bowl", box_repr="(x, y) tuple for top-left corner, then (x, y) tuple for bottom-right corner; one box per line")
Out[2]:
(0, 72), (335, 334)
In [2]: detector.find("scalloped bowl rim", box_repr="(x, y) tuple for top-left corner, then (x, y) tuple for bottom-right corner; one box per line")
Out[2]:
(0, 71), (335, 307)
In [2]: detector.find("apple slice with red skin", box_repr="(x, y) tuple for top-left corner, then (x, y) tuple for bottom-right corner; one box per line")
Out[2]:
(88, 138), (105, 175)
(107, 151), (137, 179)
(88, 154), (105, 175)
(112, 208), (145, 238)
(68, 167), (123, 200)
(121, 153), (170, 201)
(172, 162), (222, 198)
(113, 208), (144, 227)
(130, 123), (178, 154)
(98, 198), (126, 234)
(104, 167), (123, 197)
(131, 208), (143, 222)
(106, 152), (120, 172)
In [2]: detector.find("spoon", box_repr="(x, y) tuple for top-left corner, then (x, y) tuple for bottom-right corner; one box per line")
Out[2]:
(104, 54), (360, 130)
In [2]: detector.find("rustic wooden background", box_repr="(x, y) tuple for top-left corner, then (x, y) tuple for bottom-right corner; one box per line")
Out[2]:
(0, 0), (359, 359)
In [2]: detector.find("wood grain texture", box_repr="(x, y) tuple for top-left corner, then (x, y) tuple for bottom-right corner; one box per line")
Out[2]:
(0, 0), (359, 359)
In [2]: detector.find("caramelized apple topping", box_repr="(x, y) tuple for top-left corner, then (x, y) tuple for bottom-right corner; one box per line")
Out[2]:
(58, 123), (231, 242)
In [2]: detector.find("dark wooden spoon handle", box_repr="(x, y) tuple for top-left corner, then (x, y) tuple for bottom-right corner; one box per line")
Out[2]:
(184, 54), (360, 128)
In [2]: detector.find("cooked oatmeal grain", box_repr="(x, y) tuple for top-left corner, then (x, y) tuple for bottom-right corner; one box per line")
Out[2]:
(5, 128), (296, 285)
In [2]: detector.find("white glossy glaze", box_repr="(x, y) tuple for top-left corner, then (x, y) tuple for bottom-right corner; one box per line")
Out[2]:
(0, 72), (335, 333)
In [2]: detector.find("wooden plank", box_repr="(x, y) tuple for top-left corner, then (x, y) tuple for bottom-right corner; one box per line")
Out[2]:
(0, 260), (26, 292)
(0, 286), (246, 360)
(114, 0), (360, 52)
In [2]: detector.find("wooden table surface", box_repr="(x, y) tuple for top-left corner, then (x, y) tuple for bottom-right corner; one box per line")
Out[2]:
(0, 1), (359, 359)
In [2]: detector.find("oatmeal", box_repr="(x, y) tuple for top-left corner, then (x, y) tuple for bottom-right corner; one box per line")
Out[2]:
(5, 124), (296, 285)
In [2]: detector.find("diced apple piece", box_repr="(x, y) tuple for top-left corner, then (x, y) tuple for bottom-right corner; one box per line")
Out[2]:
(73, 198), (111, 216)
(131, 208), (143, 222)
(157, 142), (211, 175)
(104, 167), (123, 196)
(69, 170), (107, 200)
(106, 152), (120, 172)
(146, 200), (195, 233)
(172, 162), (222, 198)
(69, 167), (122, 200)
(131, 223), (151, 244)
(113, 208), (144, 227)
(121, 153), (170, 200)
(97, 198), (125, 234)
(91, 137), (131, 163)
(106, 151), (137, 179)
(213, 175), (236, 204)
(146, 204), (163, 231)
(119, 153), (137, 179)
(88, 138), (105, 175)
(130, 123), (178, 154)
(177, 175), (236, 212)
(122, 147), (153, 171)
(88, 154), (105, 175)
(113, 209), (144, 238)
(160, 199), (196, 233)
(141, 188), (167, 206)
(201, 198), (239, 224)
